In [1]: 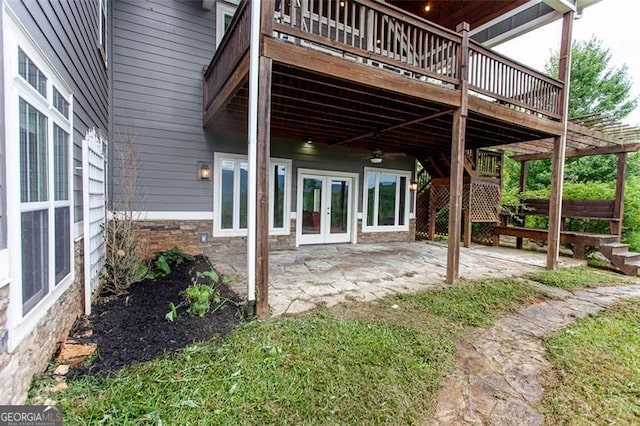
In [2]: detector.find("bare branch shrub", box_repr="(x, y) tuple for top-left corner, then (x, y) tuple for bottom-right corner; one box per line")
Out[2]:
(102, 131), (149, 296)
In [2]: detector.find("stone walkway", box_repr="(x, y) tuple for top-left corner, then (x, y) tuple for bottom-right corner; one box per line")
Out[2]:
(430, 282), (640, 425)
(214, 241), (584, 316)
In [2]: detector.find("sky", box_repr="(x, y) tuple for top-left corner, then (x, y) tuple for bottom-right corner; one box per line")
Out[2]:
(494, 0), (640, 126)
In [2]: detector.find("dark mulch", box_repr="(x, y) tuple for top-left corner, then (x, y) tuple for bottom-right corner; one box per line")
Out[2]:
(71, 255), (244, 375)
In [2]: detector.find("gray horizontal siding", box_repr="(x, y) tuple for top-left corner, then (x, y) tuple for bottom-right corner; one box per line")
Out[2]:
(8, 0), (109, 223)
(111, 0), (217, 212)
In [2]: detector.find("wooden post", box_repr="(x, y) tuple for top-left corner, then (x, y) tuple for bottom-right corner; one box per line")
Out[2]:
(446, 22), (469, 284)
(516, 160), (527, 249)
(256, 56), (272, 318)
(463, 210), (472, 248)
(612, 152), (627, 239)
(547, 11), (573, 270)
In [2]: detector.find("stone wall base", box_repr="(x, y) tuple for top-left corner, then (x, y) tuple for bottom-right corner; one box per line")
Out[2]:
(0, 240), (84, 404)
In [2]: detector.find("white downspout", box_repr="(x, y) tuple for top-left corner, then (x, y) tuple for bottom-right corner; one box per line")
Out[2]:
(247, 0), (261, 312)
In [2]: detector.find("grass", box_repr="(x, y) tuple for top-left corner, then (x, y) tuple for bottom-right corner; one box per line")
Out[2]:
(526, 266), (631, 291)
(32, 278), (539, 425)
(542, 299), (640, 425)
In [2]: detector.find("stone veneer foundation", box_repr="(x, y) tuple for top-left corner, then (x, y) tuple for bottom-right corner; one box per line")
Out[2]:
(0, 240), (84, 404)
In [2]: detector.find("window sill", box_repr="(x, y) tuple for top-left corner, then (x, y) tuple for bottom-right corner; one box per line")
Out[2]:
(361, 226), (410, 233)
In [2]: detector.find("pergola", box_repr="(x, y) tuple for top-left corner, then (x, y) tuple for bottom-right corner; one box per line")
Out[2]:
(493, 114), (640, 239)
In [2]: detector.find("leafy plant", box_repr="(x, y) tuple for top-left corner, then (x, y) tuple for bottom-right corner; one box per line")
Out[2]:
(151, 247), (195, 278)
(165, 268), (229, 321)
(183, 284), (215, 317)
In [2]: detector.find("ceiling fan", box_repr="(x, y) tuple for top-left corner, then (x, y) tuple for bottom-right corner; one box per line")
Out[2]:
(352, 148), (406, 164)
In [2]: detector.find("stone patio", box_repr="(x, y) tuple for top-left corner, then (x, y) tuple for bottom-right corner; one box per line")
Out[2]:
(214, 241), (585, 316)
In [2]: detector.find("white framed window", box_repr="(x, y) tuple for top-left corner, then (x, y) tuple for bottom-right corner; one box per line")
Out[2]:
(213, 153), (291, 237)
(98, 0), (108, 65)
(216, 1), (238, 47)
(3, 4), (74, 347)
(362, 167), (411, 232)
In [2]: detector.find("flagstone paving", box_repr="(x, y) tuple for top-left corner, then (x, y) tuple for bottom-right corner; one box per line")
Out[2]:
(430, 283), (640, 425)
(213, 241), (584, 315)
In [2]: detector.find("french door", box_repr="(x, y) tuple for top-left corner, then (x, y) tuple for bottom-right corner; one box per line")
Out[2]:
(299, 174), (353, 245)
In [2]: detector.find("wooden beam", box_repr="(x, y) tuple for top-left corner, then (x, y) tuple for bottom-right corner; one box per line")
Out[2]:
(256, 56), (272, 318)
(262, 37), (462, 108)
(547, 10), (573, 270)
(447, 109), (466, 284)
(204, 52), (250, 127)
(612, 152), (627, 239)
(466, 96), (564, 137)
(511, 141), (640, 162)
(333, 108), (455, 146)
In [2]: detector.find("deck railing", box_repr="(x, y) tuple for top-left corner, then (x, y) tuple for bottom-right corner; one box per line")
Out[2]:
(204, 0), (564, 120)
(468, 43), (563, 119)
(203, 0), (250, 113)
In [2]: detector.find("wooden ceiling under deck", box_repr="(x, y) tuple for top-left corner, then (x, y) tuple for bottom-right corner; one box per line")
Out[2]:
(387, 0), (529, 31)
(210, 62), (555, 159)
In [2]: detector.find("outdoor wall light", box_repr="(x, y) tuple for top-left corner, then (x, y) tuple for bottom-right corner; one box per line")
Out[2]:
(409, 181), (418, 192)
(198, 162), (211, 180)
(306, 137), (313, 145)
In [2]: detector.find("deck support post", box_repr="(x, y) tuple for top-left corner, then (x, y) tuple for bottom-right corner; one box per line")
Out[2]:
(247, 0), (272, 318)
(547, 11), (573, 270)
(446, 22), (469, 284)
(612, 152), (627, 239)
(516, 160), (528, 249)
(256, 56), (272, 318)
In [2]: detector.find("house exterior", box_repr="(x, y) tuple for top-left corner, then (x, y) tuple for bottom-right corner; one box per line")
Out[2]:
(0, 0), (597, 404)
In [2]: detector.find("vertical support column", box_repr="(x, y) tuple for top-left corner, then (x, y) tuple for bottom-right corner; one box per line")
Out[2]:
(256, 56), (272, 318)
(612, 152), (627, 239)
(547, 11), (573, 270)
(516, 160), (527, 249)
(446, 22), (469, 284)
(247, 0), (259, 316)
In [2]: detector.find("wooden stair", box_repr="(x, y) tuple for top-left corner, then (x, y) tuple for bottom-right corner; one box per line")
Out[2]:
(600, 243), (640, 276)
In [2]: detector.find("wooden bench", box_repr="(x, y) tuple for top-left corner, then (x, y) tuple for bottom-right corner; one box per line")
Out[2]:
(493, 199), (621, 258)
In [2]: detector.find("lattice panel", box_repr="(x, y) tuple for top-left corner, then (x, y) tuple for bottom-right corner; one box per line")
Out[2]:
(469, 182), (501, 222)
(430, 184), (450, 210)
(435, 207), (450, 236)
(472, 222), (495, 245)
(415, 190), (430, 240)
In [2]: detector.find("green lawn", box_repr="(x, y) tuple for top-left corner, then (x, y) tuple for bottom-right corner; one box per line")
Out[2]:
(31, 279), (538, 425)
(542, 299), (640, 425)
(526, 266), (630, 291)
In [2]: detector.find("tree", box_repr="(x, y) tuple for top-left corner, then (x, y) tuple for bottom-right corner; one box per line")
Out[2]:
(546, 37), (637, 121)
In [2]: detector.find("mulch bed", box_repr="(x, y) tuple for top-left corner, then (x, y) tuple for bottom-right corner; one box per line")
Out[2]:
(70, 255), (244, 375)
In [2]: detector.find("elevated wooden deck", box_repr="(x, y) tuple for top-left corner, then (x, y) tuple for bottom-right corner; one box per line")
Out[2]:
(203, 0), (565, 157)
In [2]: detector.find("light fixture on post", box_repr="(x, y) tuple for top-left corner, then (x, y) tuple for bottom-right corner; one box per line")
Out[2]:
(198, 161), (211, 180)
(409, 181), (418, 192)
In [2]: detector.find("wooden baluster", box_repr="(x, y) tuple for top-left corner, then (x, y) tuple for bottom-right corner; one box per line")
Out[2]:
(301, 0), (308, 32)
(351, 2), (356, 47)
(318, 0), (323, 36)
(342, 1), (348, 44)
(290, 0), (296, 29)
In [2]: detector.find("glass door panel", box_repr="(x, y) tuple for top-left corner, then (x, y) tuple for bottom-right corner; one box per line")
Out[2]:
(326, 178), (351, 243)
(301, 177), (323, 236)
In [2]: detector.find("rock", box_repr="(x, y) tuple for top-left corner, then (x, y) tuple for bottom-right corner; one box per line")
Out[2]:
(53, 364), (70, 376)
(57, 341), (97, 367)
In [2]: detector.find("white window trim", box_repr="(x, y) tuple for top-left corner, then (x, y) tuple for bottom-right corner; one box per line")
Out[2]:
(213, 153), (292, 237)
(216, 1), (238, 47)
(3, 4), (75, 351)
(98, 0), (108, 66)
(362, 167), (411, 233)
